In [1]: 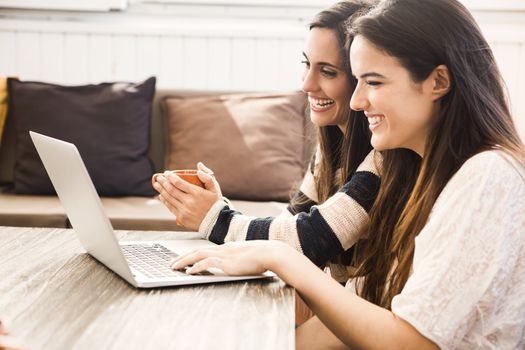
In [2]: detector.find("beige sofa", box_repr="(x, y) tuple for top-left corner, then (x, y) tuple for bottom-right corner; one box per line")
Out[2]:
(0, 89), (312, 231)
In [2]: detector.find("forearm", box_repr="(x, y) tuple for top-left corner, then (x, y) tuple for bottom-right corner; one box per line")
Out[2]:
(208, 198), (362, 267)
(269, 246), (437, 350)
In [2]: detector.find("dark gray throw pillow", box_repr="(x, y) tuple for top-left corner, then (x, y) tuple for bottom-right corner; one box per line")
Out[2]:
(8, 77), (156, 196)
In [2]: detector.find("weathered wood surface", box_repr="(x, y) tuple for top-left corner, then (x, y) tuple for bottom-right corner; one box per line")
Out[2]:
(0, 226), (294, 349)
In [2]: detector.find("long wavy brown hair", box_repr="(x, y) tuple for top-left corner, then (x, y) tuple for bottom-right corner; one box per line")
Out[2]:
(349, 0), (525, 308)
(289, 0), (376, 211)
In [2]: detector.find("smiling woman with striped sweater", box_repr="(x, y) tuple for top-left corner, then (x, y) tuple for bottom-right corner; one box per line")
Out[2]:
(154, 0), (385, 280)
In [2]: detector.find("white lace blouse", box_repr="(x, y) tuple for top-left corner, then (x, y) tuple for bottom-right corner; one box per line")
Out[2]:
(391, 150), (525, 349)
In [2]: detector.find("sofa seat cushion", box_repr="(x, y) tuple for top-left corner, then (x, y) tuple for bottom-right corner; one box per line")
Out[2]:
(100, 196), (182, 231)
(0, 188), (288, 231)
(100, 197), (288, 231)
(0, 193), (68, 228)
(229, 200), (288, 218)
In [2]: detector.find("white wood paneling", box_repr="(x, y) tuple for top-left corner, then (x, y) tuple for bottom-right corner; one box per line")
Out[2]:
(231, 38), (256, 90)
(518, 44), (525, 139)
(159, 36), (183, 89)
(254, 38), (280, 91)
(0, 31), (16, 76)
(207, 37), (232, 90)
(491, 41), (525, 139)
(278, 38), (304, 90)
(88, 34), (112, 83)
(15, 31), (40, 80)
(64, 33), (89, 84)
(136, 35), (161, 84)
(40, 32), (64, 82)
(182, 37), (208, 90)
(0, 0), (127, 11)
(493, 42), (520, 110)
(112, 34), (136, 81)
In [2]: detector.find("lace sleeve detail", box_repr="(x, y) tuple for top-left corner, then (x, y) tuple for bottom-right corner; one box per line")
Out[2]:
(391, 151), (525, 349)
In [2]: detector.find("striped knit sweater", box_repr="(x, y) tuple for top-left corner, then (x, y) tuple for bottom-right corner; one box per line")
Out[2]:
(199, 149), (382, 271)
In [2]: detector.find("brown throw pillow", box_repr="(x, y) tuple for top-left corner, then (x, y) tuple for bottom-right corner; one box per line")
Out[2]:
(163, 92), (309, 201)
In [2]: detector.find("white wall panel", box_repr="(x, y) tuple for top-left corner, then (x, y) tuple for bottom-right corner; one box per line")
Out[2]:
(40, 33), (64, 82)
(254, 38), (279, 91)
(0, 31), (17, 76)
(159, 36), (183, 89)
(136, 35), (161, 83)
(231, 38), (255, 90)
(278, 38), (304, 90)
(207, 37), (232, 90)
(64, 33), (89, 84)
(492, 42), (525, 140)
(182, 37), (208, 90)
(88, 34), (112, 83)
(112, 34), (136, 81)
(518, 44), (525, 139)
(15, 31), (40, 80)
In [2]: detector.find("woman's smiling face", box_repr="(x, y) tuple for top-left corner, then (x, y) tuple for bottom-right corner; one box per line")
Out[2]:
(349, 35), (439, 156)
(302, 27), (353, 132)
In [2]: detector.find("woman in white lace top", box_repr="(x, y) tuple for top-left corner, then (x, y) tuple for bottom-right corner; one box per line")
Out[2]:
(170, 0), (525, 348)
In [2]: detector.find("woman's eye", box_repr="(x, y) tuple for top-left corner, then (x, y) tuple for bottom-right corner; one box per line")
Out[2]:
(301, 60), (310, 68)
(321, 69), (337, 77)
(366, 80), (382, 86)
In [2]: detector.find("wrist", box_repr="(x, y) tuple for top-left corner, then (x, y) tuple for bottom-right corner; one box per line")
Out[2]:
(199, 200), (228, 238)
(265, 241), (304, 285)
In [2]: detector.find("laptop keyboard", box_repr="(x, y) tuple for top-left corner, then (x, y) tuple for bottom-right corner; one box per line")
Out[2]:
(121, 243), (212, 278)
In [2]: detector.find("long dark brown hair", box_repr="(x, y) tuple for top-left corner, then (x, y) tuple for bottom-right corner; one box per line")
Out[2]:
(290, 0), (376, 211)
(350, 0), (525, 308)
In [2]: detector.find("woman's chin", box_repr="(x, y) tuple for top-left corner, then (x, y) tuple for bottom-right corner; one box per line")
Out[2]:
(310, 114), (338, 128)
(371, 138), (389, 151)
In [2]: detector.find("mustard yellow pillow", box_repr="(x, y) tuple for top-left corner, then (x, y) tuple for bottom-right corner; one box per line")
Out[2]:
(0, 77), (7, 145)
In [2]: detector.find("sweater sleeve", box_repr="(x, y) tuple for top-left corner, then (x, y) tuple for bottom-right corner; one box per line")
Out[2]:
(286, 147), (319, 215)
(201, 150), (382, 267)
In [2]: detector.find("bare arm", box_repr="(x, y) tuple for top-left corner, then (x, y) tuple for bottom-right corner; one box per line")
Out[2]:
(278, 246), (438, 350)
(171, 241), (439, 350)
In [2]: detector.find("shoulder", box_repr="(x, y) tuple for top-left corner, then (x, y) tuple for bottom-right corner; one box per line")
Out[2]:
(460, 149), (523, 171)
(445, 150), (525, 193)
(430, 149), (525, 230)
(356, 149), (382, 177)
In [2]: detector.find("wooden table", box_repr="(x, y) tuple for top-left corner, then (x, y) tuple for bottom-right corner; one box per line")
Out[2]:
(0, 226), (294, 349)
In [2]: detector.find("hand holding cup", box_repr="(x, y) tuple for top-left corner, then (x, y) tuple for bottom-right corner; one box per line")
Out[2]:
(152, 169), (206, 226)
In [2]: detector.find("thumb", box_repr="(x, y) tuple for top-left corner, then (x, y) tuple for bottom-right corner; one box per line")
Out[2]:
(197, 162), (214, 176)
(197, 170), (217, 192)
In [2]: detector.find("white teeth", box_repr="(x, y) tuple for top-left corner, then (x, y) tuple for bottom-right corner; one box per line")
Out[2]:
(368, 116), (384, 125)
(309, 97), (335, 108)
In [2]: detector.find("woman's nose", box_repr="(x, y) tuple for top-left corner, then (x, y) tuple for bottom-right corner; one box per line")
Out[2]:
(301, 69), (318, 93)
(349, 84), (367, 111)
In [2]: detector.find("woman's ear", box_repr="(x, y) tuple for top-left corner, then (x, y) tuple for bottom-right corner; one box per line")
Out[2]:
(431, 64), (451, 100)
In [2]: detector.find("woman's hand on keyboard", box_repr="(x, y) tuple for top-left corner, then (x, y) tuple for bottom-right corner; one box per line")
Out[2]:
(170, 240), (293, 276)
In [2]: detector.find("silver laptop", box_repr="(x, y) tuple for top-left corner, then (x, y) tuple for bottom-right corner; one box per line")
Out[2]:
(30, 131), (272, 288)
